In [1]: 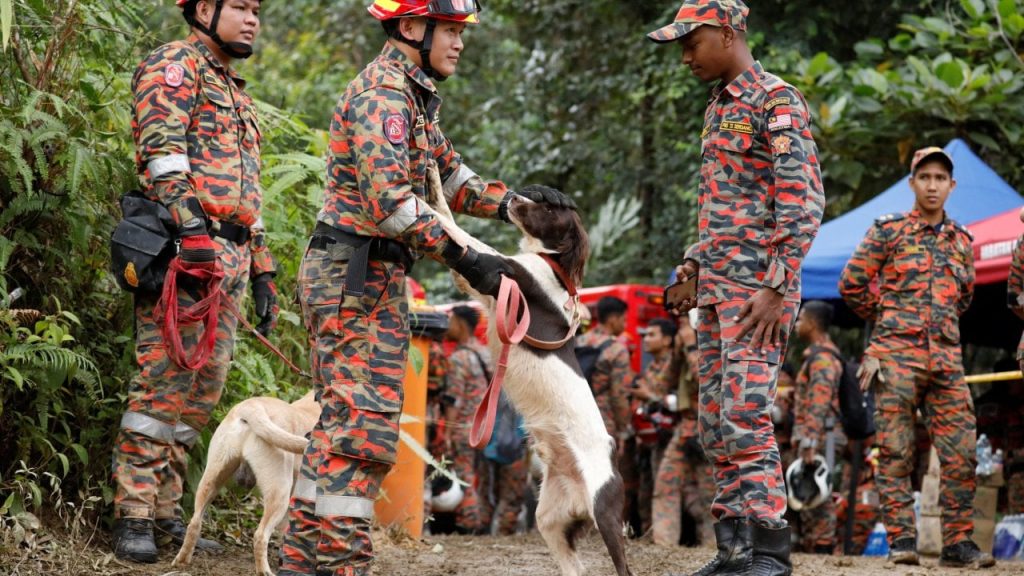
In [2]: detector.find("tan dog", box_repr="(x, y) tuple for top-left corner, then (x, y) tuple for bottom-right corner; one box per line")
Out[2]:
(172, 390), (319, 576)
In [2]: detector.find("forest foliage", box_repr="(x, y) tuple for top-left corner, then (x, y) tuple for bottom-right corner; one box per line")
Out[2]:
(0, 0), (1022, 535)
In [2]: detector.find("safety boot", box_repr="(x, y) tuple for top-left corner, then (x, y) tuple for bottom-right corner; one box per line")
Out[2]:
(939, 539), (995, 568)
(749, 523), (792, 576)
(155, 517), (224, 553)
(666, 517), (751, 576)
(888, 537), (919, 565)
(111, 518), (158, 563)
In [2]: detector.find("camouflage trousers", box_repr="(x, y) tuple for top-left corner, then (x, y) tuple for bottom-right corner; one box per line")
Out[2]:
(798, 496), (837, 552)
(1008, 470), (1024, 514)
(477, 454), (529, 535)
(652, 418), (714, 546)
(280, 245), (408, 576)
(449, 434), (484, 532)
(112, 238), (250, 520)
(697, 299), (797, 527)
(873, 356), (976, 547)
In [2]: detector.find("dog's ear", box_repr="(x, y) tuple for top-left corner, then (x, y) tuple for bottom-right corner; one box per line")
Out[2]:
(556, 210), (589, 286)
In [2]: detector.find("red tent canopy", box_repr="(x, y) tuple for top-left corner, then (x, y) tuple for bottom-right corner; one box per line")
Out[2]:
(969, 207), (1024, 285)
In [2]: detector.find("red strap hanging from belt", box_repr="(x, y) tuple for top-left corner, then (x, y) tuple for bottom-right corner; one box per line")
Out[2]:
(155, 257), (224, 371)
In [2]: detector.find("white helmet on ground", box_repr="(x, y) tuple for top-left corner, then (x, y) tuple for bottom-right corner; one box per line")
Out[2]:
(786, 454), (832, 511)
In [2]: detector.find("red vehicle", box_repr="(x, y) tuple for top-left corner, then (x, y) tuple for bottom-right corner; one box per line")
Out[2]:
(578, 284), (672, 373)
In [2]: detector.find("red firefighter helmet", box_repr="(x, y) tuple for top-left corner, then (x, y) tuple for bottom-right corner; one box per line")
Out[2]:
(368, 0), (480, 24)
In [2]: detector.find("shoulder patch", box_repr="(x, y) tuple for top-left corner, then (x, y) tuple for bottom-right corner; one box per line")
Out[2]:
(768, 113), (793, 132)
(164, 63), (185, 87)
(760, 72), (789, 94)
(953, 221), (974, 240)
(764, 96), (791, 111)
(384, 114), (408, 145)
(875, 212), (907, 225)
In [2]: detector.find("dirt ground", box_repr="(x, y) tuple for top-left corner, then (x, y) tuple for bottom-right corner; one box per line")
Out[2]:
(2, 529), (1022, 576)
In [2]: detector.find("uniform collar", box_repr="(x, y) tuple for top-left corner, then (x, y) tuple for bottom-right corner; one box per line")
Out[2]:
(189, 34), (246, 88)
(381, 43), (438, 95)
(908, 208), (954, 236)
(714, 61), (765, 100)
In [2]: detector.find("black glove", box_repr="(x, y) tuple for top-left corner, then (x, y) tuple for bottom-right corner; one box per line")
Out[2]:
(516, 184), (577, 210)
(446, 246), (513, 297)
(251, 273), (278, 337)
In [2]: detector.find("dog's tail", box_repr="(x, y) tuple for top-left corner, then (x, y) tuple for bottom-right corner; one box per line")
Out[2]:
(234, 403), (309, 454)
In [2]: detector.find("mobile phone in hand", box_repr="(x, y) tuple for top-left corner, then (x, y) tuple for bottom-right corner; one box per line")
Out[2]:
(663, 274), (697, 312)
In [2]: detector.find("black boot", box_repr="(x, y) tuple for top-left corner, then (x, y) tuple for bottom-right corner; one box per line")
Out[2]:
(155, 517), (224, 553)
(666, 518), (751, 576)
(749, 523), (792, 576)
(112, 518), (158, 563)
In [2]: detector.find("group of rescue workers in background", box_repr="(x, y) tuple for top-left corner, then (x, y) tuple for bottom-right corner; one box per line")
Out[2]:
(106, 0), (1015, 575)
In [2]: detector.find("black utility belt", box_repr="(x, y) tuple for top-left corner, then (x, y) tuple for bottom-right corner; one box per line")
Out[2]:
(310, 222), (414, 297)
(211, 219), (252, 245)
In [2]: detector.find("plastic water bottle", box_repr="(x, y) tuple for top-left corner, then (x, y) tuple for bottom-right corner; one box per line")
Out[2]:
(976, 434), (993, 476)
(993, 514), (1023, 560)
(863, 522), (889, 556)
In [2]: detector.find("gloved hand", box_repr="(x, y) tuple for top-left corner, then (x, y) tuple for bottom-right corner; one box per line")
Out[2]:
(449, 246), (513, 297)
(251, 273), (278, 337)
(856, 355), (884, 392)
(517, 184), (577, 209)
(178, 234), (218, 269)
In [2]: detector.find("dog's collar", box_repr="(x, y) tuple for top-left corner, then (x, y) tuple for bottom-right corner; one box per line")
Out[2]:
(538, 253), (577, 297)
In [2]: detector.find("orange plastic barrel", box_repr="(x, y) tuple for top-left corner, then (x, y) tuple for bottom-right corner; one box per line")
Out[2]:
(375, 309), (448, 537)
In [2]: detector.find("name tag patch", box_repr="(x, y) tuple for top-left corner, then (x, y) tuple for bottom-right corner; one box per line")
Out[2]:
(720, 121), (754, 134)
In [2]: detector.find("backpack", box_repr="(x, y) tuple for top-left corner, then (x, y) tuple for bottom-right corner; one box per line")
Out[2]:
(575, 339), (614, 387)
(810, 346), (876, 440)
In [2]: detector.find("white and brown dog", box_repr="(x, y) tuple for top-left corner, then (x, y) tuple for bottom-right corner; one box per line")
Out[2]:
(428, 176), (633, 576)
(172, 390), (319, 576)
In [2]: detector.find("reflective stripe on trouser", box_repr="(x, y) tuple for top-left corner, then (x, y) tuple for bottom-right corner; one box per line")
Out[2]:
(112, 238), (249, 520)
(874, 357), (976, 547)
(280, 246), (408, 576)
(697, 299), (796, 527)
(653, 423), (713, 546)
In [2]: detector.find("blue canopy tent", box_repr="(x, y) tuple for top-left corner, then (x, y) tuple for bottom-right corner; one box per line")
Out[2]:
(801, 139), (1023, 300)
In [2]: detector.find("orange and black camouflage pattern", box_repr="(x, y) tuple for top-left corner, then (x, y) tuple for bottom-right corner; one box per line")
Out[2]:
(444, 342), (493, 532)
(112, 238), (250, 519)
(132, 34), (274, 276)
(653, 412), (714, 546)
(697, 299), (797, 526)
(840, 210), (977, 547)
(647, 0), (749, 44)
(1008, 234), (1024, 361)
(280, 245), (409, 575)
(315, 44), (508, 261)
(577, 326), (634, 440)
(477, 454), (529, 536)
(793, 343), (846, 453)
(688, 61), (824, 306)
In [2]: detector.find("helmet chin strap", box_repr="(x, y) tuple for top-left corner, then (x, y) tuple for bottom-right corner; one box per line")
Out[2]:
(189, 0), (253, 60)
(417, 18), (448, 82)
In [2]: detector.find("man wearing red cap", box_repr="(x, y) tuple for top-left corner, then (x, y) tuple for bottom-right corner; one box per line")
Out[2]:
(841, 147), (994, 568)
(277, 2), (575, 575)
(110, 0), (276, 563)
(649, 1), (825, 575)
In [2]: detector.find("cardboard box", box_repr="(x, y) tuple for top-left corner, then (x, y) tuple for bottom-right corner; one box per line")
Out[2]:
(978, 467), (1005, 488)
(920, 474), (942, 516)
(974, 486), (999, 520)
(918, 515), (942, 556)
(974, 518), (995, 554)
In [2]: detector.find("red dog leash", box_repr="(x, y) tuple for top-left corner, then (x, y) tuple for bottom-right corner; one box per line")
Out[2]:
(469, 255), (581, 448)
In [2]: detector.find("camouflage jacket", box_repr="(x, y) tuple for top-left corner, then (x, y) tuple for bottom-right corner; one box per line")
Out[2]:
(685, 61), (824, 305)
(576, 326), (634, 439)
(1008, 235), (1024, 360)
(446, 340), (492, 438)
(132, 34), (274, 275)
(634, 352), (674, 409)
(317, 43), (508, 260)
(793, 342), (846, 451)
(840, 209), (975, 370)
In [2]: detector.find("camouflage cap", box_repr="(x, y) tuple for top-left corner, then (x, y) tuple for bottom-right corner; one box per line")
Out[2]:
(910, 146), (954, 175)
(647, 0), (749, 44)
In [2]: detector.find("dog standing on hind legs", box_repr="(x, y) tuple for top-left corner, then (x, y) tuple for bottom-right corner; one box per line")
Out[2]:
(425, 165), (634, 576)
(172, 390), (318, 576)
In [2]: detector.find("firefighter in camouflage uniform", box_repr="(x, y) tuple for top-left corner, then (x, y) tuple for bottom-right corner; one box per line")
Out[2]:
(110, 0), (278, 563)
(1008, 215), (1024, 514)
(840, 147), (995, 569)
(650, 1), (825, 574)
(278, 2), (575, 574)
